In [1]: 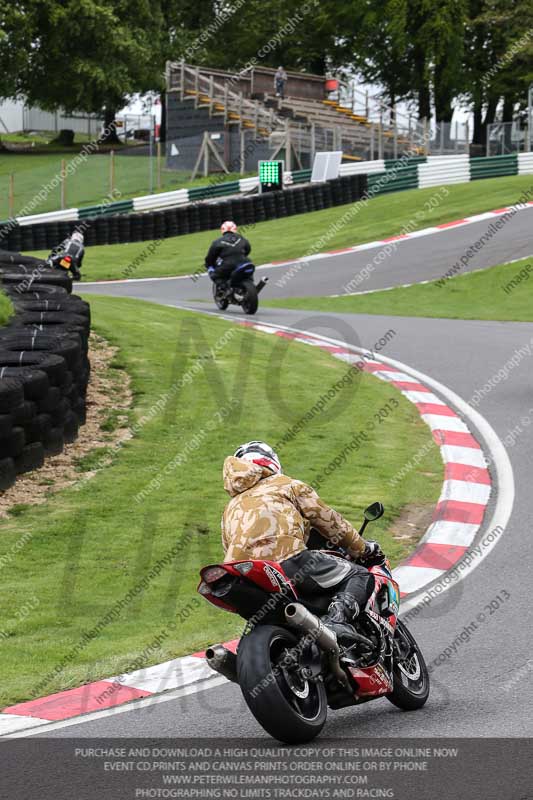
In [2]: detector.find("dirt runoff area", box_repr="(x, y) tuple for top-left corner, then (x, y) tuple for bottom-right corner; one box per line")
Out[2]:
(0, 333), (132, 518)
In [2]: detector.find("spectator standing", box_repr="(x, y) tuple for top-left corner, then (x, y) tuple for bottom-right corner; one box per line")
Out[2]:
(274, 66), (288, 99)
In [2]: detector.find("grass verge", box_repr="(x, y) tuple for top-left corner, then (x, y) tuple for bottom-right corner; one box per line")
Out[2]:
(0, 296), (441, 707)
(264, 256), (533, 322)
(26, 174), (533, 282)
(0, 291), (13, 326)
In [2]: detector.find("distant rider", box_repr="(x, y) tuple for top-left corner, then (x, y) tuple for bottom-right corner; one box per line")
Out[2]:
(47, 230), (85, 280)
(221, 441), (386, 643)
(205, 221), (251, 286)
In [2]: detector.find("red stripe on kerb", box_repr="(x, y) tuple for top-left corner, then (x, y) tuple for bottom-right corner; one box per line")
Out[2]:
(381, 235), (408, 242)
(391, 381), (429, 392)
(327, 247), (356, 255)
(272, 330), (349, 354)
(491, 208), (511, 214)
(436, 219), (467, 229)
(432, 430), (481, 449)
(434, 500), (487, 525)
(445, 463), (490, 484)
(416, 403), (458, 417)
(315, 344), (352, 354)
(2, 681), (149, 720)
(361, 362), (394, 372)
(404, 542), (468, 570)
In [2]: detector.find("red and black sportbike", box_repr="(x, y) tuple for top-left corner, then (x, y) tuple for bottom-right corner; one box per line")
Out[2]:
(198, 502), (429, 743)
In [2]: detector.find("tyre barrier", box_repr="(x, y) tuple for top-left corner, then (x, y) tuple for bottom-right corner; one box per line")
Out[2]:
(0, 258), (91, 492)
(0, 175), (369, 252)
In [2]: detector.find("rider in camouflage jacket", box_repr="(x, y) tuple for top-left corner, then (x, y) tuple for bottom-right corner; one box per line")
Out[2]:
(220, 443), (384, 643)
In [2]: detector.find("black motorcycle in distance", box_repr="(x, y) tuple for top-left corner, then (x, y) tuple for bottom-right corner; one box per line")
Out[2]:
(212, 262), (268, 315)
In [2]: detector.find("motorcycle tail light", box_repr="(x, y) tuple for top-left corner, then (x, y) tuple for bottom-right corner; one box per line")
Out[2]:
(201, 566), (227, 583)
(234, 561), (254, 575)
(64, 256), (72, 263)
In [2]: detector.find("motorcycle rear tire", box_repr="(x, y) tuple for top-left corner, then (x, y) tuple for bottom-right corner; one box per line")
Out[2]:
(241, 280), (258, 315)
(237, 624), (327, 744)
(386, 619), (430, 710)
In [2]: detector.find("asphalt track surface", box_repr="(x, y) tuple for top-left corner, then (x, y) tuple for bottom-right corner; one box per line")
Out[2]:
(38, 210), (533, 739)
(82, 205), (533, 300)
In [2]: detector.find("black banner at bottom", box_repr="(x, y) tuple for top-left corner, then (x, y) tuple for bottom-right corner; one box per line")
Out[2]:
(1, 738), (530, 800)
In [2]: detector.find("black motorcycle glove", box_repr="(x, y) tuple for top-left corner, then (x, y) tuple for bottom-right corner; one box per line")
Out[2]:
(359, 539), (386, 567)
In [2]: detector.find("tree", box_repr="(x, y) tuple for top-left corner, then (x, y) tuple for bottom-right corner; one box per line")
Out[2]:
(0, 3), (34, 99)
(337, 0), (413, 115)
(5, 0), (165, 142)
(190, 0), (339, 75)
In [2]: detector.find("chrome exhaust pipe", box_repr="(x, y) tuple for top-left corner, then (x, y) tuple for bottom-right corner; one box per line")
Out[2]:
(205, 644), (238, 683)
(284, 603), (350, 689)
(285, 603), (339, 651)
(256, 277), (269, 294)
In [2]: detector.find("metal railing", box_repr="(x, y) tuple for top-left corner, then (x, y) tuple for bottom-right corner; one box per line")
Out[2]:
(168, 62), (278, 133)
(486, 121), (529, 156)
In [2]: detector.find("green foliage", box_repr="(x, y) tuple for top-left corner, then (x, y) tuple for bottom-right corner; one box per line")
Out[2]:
(0, 291), (13, 326)
(23, 0), (165, 113)
(1, 0), (531, 130)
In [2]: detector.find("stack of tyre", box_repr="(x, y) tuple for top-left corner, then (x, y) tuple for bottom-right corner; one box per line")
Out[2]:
(0, 250), (90, 491)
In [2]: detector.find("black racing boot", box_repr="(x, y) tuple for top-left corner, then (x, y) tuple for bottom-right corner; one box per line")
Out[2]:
(321, 592), (360, 644)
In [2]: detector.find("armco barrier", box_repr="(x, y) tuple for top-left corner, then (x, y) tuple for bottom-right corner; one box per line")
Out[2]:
(518, 152), (533, 174)
(470, 154), (518, 180)
(0, 175), (369, 251)
(367, 165), (419, 195)
(0, 256), (91, 491)
(418, 155), (470, 188)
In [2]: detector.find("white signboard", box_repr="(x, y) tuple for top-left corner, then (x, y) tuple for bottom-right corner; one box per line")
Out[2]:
(311, 151), (343, 182)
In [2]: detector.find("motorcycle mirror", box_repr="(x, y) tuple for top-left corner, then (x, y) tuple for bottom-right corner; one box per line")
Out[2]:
(364, 501), (384, 522)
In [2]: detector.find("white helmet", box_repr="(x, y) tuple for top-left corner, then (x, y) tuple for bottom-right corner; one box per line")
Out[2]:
(71, 231), (84, 244)
(234, 441), (282, 475)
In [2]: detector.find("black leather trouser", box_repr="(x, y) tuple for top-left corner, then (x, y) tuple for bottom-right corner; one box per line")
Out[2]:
(281, 550), (375, 608)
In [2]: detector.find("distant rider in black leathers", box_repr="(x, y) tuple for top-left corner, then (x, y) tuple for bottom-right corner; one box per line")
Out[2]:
(205, 221), (251, 286)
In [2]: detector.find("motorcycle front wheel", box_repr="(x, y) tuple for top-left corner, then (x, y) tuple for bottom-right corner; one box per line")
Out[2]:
(386, 619), (430, 710)
(237, 625), (327, 743)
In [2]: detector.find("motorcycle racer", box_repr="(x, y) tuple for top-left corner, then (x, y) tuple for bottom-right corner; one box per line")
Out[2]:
(205, 221), (252, 284)
(47, 230), (85, 280)
(221, 441), (386, 642)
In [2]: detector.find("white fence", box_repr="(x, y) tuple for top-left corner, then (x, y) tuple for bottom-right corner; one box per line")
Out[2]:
(22, 107), (104, 137)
